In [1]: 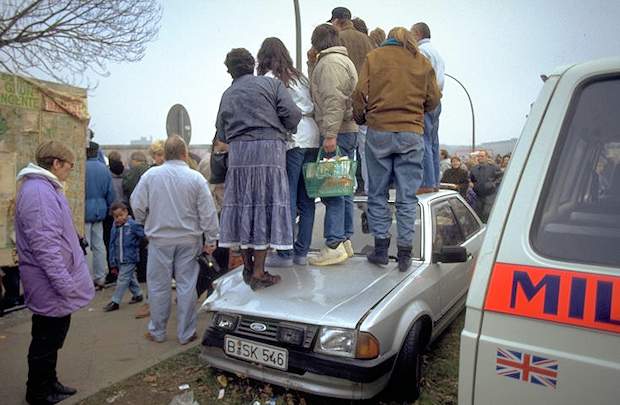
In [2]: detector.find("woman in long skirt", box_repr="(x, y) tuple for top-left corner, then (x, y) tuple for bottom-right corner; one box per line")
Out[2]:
(215, 48), (302, 290)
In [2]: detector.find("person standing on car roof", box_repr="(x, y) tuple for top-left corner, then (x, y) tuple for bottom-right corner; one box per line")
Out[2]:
(353, 26), (441, 271)
(307, 23), (359, 266)
(257, 37), (321, 268)
(216, 48), (301, 289)
(470, 150), (503, 222)
(412, 22), (445, 193)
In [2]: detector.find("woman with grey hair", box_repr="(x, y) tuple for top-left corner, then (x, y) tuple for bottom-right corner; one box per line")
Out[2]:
(216, 48), (302, 290)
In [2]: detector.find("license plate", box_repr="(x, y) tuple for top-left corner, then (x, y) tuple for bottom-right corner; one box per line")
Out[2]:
(224, 335), (288, 371)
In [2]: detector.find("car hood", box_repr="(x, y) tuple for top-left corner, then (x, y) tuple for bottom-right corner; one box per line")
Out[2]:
(201, 257), (422, 329)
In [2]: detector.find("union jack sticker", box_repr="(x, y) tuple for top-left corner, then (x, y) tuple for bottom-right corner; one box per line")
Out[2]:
(495, 347), (559, 389)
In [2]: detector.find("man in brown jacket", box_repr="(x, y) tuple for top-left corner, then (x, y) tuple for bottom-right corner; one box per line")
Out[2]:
(352, 27), (441, 271)
(308, 23), (358, 266)
(307, 7), (375, 72)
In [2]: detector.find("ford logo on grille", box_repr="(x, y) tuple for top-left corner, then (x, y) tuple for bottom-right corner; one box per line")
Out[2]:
(250, 322), (267, 332)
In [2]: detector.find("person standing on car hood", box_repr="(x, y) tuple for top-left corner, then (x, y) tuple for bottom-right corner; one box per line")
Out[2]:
(308, 23), (359, 266)
(353, 26), (441, 271)
(215, 48), (301, 289)
(15, 141), (95, 404)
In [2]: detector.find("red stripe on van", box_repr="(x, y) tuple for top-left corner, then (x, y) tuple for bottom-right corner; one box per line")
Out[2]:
(484, 263), (620, 335)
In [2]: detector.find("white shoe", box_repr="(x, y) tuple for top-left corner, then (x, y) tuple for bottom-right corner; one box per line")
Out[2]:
(343, 240), (354, 258)
(308, 243), (349, 266)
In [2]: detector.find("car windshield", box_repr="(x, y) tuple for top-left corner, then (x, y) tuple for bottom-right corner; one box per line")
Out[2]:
(309, 197), (423, 260)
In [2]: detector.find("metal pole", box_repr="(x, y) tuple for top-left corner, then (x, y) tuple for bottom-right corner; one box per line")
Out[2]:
(293, 0), (302, 71)
(445, 73), (475, 152)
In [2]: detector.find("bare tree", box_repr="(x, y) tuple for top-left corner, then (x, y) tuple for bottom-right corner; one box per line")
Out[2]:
(0, 0), (162, 84)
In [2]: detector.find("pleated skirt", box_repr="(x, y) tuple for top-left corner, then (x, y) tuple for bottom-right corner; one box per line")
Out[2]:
(219, 139), (293, 250)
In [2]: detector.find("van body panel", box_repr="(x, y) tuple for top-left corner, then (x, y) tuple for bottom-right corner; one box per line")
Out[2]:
(460, 57), (620, 404)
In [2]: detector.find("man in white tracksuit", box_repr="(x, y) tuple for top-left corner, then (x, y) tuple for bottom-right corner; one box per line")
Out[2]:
(131, 135), (219, 344)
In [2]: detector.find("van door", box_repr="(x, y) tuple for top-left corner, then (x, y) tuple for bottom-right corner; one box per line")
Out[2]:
(474, 67), (620, 404)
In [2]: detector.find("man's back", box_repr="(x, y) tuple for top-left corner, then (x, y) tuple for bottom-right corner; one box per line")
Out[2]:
(85, 158), (114, 222)
(131, 160), (218, 245)
(338, 21), (374, 74)
(417, 39), (445, 90)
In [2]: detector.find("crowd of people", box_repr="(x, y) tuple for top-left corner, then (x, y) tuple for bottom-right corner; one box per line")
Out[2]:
(6, 6), (515, 404)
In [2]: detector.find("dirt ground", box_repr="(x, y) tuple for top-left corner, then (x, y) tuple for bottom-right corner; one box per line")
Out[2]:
(78, 312), (464, 405)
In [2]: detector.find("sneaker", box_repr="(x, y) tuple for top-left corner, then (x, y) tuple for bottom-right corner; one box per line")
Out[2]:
(103, 302), (119, 312)
(265, 253), (294, 268)
(308, 243), (348, 266)
(293, 255), (307, 266)
(343, 240), (354, 258)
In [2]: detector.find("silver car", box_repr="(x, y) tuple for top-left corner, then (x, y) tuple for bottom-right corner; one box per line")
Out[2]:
(200, 190), (485, 401)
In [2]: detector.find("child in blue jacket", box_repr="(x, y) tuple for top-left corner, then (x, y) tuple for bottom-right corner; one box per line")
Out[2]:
(104, 202), (144, 312)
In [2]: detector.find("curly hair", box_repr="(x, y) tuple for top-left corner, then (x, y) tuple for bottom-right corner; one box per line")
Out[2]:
(224, 48), (255, 79)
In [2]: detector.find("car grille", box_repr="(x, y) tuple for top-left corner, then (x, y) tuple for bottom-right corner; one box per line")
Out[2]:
(233, 315), (319, 349)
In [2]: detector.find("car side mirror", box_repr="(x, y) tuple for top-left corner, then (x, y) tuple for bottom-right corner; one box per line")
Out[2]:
(432, 246), (468, 263)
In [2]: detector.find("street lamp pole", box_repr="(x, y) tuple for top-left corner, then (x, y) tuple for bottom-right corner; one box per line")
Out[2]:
(293, 0), (301, 71)
(445, 73), (476, 152)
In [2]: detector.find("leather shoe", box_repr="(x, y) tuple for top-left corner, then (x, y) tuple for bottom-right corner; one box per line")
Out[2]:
(26, 391), (71, 405)
(103, 302), (119, 312)
(129, 295), (143, 304)
(52, 381), (77, 396)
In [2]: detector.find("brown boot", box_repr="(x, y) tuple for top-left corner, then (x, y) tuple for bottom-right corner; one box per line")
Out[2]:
(135, 303), (150, 319)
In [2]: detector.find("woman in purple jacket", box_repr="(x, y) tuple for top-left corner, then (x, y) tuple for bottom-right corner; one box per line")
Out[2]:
(15, 141), (95, 405)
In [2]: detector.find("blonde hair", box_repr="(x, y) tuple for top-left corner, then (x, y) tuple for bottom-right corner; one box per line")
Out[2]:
(387, 27), (418, 57)
(148, 139), (165, 158)
(369, 27), (386, 47)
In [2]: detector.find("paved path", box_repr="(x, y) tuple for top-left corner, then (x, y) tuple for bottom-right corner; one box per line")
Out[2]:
(0, 284), (207, 404)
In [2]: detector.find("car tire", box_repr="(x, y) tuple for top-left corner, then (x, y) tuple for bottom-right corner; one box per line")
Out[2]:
(387, 321), (424, 401)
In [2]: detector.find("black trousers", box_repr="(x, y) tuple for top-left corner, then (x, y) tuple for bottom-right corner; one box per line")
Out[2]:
(27, 314), (71, 396)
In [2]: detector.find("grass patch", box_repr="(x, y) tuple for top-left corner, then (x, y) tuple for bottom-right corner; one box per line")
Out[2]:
(80, 312), (464, 405)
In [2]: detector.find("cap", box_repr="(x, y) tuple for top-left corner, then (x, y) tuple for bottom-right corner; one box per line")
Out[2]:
(328, 7), (351, 22)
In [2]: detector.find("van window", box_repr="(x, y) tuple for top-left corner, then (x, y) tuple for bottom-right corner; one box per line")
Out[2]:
(531, 77), (620, 268)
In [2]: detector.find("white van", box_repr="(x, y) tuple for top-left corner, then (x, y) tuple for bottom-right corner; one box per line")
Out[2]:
(459, 58), (620, 404)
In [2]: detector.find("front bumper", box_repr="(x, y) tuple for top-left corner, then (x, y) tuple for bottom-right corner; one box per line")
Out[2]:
(201, 327), (395, 400)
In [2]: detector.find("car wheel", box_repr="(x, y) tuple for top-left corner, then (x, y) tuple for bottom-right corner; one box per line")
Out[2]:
(387, 321), (424, 401)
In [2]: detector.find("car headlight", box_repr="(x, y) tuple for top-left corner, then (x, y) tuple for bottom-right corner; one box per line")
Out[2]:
(314, 327), (380, 359)
(214, 313), (238, 331)
(315, 327), (356, 357)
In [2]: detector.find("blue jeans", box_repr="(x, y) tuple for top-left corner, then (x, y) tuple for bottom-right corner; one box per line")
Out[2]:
(85, 221), (107, 284)
(321, 132), (357, 247)
(365, 129), (424, 246)
(111, 263), (142, 304)
(279, 147), (319, 258)
(421, 103), (441, 188)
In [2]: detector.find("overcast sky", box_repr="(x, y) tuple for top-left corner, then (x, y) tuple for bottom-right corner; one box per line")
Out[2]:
(87, 0), (620, 147)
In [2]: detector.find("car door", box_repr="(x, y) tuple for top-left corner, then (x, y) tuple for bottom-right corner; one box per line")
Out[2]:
(431, 199), (468, 313)
(449, 197), (484, 298)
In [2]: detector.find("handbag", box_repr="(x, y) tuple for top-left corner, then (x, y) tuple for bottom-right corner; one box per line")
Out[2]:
(303, 147), (357, 198)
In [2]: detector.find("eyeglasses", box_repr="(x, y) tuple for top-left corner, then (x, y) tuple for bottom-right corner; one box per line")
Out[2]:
(59, 159), (74, 169)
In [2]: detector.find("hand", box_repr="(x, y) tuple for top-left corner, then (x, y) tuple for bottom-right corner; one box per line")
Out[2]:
(203, 243), (217, 255)
(322, 137), (337, 153)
